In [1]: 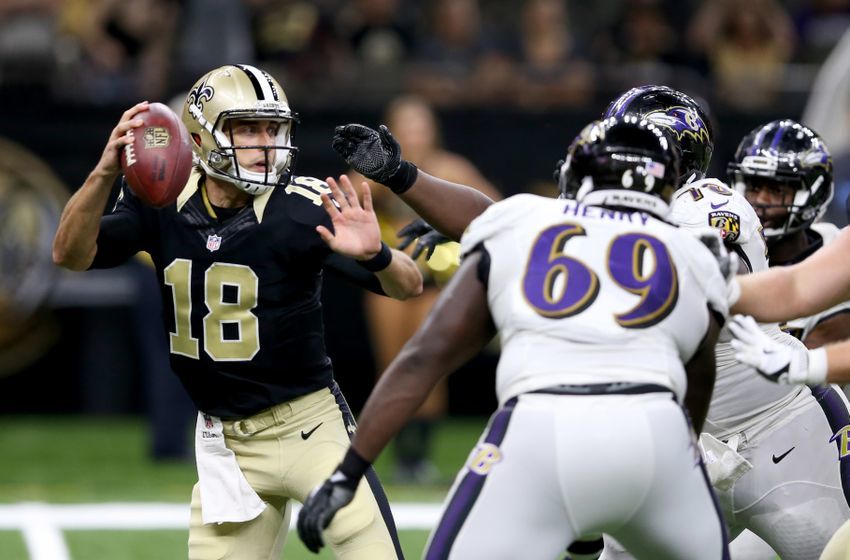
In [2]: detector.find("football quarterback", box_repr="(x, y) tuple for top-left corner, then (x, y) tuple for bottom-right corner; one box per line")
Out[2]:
(53, 64), (422, 560)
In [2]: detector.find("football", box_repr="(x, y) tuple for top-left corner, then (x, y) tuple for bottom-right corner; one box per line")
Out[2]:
(120, 102), (193, 208)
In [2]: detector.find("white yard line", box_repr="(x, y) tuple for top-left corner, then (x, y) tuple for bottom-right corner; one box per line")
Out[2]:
(0, 502), (443, 560)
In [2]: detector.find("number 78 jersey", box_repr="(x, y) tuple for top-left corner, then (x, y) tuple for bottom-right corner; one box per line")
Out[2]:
(460, 194), (728, 405)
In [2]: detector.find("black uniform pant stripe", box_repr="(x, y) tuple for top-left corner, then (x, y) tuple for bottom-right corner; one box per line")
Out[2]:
(330, 382), (405, 560)
(425, 397), (518, 560)
(811, 384), (850, 507)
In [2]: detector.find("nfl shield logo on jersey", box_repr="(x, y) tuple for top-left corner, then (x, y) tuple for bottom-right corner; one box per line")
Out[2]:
(206, 234), (222, 252)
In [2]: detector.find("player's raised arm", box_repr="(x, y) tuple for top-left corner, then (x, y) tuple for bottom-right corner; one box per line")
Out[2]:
(297, 251), (495, 553)
(732, 226), (850, 321)
(316, 175), (423, 300)
(53, 102), (149, 270)
(331, 124), (494, 241)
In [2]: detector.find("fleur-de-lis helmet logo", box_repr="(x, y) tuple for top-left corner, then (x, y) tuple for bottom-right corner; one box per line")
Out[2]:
(187, 79), (214, 111)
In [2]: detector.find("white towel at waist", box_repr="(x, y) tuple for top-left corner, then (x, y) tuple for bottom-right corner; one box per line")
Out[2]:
(195, 412), (266, 524)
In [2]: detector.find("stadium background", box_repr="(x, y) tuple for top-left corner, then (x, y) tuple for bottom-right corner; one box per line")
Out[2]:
(1, 0), (850, 558)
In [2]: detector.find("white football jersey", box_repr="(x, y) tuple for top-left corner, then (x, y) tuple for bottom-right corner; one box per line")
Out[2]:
(669, 179), (805, 439)
(784, 221), (850, 339)
(460, 194), (727, 405)
(670, 179), (768, 274)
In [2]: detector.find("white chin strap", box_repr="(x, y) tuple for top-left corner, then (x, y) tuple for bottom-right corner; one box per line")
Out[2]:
(233, 165), (280, 195)
(200, 160), (279, 196)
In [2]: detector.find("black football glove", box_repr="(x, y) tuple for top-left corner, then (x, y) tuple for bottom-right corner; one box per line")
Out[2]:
(297, 469), (358, 554)
(397, 218), (452, 260)
(332, 124), (400, 182)
(332, 124), (418, 193)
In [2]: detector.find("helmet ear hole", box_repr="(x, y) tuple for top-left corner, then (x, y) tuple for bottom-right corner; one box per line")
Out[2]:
(191, 133), (202, 147)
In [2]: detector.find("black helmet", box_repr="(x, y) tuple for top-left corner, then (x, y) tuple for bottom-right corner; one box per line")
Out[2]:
(556, 116), (681, 218)
(603, 85), (713, 184)
(728, 119), (833, 240)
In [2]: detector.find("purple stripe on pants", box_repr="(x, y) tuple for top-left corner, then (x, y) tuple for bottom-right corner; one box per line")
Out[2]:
(425, 397), (518, 560)
(811, 384), (850, 508)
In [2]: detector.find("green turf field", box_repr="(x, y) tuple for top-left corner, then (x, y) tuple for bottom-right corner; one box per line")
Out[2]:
(0, 416), (487, 559)
(0, 529), (431, 560)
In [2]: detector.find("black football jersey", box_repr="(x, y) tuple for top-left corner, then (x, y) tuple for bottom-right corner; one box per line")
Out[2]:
(92, 173), (382, 418)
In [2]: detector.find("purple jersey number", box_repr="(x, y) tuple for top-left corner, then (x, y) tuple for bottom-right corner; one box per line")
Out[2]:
(523, 223), (678, 328)
(522, 223), (599, 318)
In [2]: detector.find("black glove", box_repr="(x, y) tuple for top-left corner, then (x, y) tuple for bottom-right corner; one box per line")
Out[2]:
(397, 219), (452, 260)
(332, 124), (418, 193)
(297, 469), (358, 554)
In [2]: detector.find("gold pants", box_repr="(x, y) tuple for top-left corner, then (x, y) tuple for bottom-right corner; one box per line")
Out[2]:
(188, 387), (400, 559)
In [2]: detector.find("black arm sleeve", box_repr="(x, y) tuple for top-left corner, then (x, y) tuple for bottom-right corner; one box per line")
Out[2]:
(322, 253), (387, 296)
(466, 242), (491, 288)
(89, 182), (148, 269)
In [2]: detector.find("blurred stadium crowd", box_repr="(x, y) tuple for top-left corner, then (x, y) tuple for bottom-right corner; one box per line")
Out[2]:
(2, 0), (849, 112)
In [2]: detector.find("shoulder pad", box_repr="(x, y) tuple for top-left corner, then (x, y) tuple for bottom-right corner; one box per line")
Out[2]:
(460, 194), (544, 256)
(284, 175), (331, 206)
(670, 179), (760, 245)
(811, 221), (841, 245)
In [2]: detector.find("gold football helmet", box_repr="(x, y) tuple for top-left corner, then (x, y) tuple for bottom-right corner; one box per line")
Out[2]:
(182, 64), (298, 195)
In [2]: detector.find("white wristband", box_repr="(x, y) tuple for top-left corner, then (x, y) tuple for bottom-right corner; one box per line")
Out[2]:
(807, 347), (828, 385)
(727, 277), (741, 308)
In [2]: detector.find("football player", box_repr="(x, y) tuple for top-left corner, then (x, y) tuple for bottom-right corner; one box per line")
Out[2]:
(730, 119), (850, 347)
(334, 85), (714, 560)
(595, 91), (850, 560)
(721, 118), (850, 386)
(337, 85), (801, 560)
(718, 125), (850, 560)
(52, 64), (423, 560)
(298, 116), (730, 559)
(669, 181), (850, 560)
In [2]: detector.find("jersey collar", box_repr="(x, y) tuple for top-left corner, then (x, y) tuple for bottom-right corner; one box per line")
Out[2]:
(176, 170), (273, 223)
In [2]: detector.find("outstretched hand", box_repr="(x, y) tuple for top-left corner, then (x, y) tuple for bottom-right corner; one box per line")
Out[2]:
(331, 124), (401, 183)
(728, 314), (811, 384)
(316, 175), (382, 260)
(397, 218), (452, 261)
